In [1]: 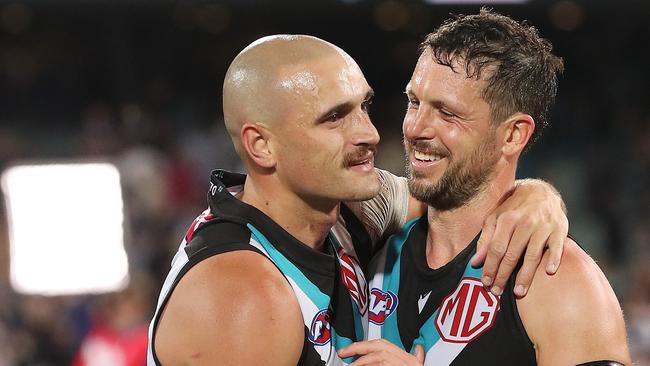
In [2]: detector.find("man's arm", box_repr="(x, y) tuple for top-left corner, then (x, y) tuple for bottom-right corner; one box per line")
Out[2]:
(349, 170), (568, 296)
(155, 251), (304, 365)
(344, 169), (410, 243)
(470, 178), (568, 296)
(518, 239), (631, 365)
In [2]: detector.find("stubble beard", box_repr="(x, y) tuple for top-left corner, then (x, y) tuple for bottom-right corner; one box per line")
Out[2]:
(406, 135), (500, 211)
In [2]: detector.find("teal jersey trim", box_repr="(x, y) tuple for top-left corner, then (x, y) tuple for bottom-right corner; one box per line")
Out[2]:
(248, 223), (360, 362)
(330, 325), (356, 363)
(378, 218), (420, 350)
(411, 259), (484, 353)
(247, 224), (330, 309)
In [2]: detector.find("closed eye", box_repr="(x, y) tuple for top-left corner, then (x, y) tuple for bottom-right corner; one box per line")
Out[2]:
(405, 88), (419, 110)
(440, 109), (455, 117)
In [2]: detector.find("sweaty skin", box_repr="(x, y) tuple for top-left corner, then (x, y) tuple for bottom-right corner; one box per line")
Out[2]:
(341, 44), (629, 365)
(157, 35), (383, 365)
(153, 35), (569, 365)
(223, 35), (368, 158)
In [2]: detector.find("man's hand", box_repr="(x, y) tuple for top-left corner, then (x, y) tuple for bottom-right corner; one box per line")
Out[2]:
(338, 339), (424, 366)
(471, 178), (568, 297)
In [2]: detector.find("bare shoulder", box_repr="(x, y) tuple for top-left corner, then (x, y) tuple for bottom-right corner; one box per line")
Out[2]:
(523, 238), (614, 303)
(155, 250), (304, 365)
(518, 238), (631, 365)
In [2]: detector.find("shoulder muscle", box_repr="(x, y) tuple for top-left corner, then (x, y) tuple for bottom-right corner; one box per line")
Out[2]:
(155, 250), (304, 365)
(518, 239), (631, 365)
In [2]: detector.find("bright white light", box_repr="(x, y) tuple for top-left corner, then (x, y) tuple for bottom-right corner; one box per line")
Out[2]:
(426, 0), (529, 3)
(1, 162), (129, 295)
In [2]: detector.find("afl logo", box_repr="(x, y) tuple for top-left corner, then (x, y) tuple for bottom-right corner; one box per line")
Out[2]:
(435, 277), (500, 343)
(308, 309), (331, 346)
(337, 247), (368, 315)
(368, 288), (398, 325)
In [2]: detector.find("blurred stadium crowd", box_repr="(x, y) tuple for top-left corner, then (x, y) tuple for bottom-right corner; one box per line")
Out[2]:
(0, 0), (648, 364)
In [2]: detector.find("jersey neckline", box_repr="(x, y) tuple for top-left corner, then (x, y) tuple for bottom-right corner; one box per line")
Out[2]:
(207, 170), (338, 278)
(406, 215), (481, 281)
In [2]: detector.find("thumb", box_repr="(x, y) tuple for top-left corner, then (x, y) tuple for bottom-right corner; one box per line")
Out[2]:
(414, 344), (425, 363)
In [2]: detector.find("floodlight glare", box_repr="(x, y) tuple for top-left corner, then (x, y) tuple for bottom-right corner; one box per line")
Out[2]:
(1, 162), (129, 295)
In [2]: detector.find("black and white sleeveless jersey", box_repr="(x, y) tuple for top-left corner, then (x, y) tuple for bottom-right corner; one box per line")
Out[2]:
(367, 216), (536, 365)
(148, 169), (409, 365)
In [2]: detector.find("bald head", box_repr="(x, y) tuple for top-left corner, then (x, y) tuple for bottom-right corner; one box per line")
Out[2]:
(222, 35), (357, 154)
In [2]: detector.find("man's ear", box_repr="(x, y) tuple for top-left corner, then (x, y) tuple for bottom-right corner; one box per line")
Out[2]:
(241, 122), (277, 169)
(501, 113), (535, 157)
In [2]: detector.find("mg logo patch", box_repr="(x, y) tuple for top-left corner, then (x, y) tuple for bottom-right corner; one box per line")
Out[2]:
(368, 288), (398, 325)
(308, 309), (331, 346)
(435, 277), (500, 343)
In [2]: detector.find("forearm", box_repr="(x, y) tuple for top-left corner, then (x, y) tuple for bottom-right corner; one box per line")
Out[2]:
(514, 178), (567, 214)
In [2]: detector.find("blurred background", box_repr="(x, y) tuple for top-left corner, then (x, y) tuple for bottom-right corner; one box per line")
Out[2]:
(0, 0), (648, 364)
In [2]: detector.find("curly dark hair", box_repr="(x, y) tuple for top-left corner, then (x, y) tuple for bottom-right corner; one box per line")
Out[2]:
(420, 8), (564, 145)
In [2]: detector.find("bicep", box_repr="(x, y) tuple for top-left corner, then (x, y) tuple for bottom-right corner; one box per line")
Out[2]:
(155, 252), (305, 365)
(519, 241), (631, 365)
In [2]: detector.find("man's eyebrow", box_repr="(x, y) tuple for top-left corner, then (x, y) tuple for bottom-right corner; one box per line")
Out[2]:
(404, 85), (417, 99)
(317, 101), (354, 123)
(316, 89), (375, 123)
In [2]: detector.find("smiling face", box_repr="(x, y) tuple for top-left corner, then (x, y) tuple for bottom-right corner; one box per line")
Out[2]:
(403, 49), (501, 211)
(269, 50), (380, 204)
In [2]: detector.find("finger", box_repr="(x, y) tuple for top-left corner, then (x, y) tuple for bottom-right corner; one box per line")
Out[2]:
(338, 341), (370, 358)
(349, 352), (400, 366)
(491, 218), (535, 296)
(349, 352), (382, 366)
(545, 222), (567, 274)
(481, 213), (517, 289)
(513, 226), (550, 297)
(339, 340), (388, 358)
(414, 344), (425, 363)
(472, 214), (497, 267)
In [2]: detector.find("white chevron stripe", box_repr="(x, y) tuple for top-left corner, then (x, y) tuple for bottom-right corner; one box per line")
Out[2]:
(147, 240), (189, 365)
(250, 238), (348, 365)
(424, 339), (467, 366)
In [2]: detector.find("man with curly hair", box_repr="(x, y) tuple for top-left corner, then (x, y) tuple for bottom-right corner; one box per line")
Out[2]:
(341, 10), (631, 365)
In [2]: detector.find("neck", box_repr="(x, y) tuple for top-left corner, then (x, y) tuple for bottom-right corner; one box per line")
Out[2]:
(426, 166), (516, 269)
(240, 173), (339, 252)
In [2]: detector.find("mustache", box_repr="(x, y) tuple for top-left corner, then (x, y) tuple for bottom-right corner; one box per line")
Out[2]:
(343, 145), (377, 167)
(405, 139), (450, 158)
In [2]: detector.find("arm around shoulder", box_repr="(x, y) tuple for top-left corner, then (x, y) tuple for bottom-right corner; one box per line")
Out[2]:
(345, 169), (413, 241)
(518, 238), (631, 366)
(155, 250), (305, 365)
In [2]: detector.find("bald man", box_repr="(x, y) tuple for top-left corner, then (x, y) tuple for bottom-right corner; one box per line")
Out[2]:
(147, 35), (568, 365)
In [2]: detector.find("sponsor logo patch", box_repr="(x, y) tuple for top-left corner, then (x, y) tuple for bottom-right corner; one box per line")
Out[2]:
(308, 309), (332, 346)
(368, 288), (398, 325)
(435, 277), (500, 343)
